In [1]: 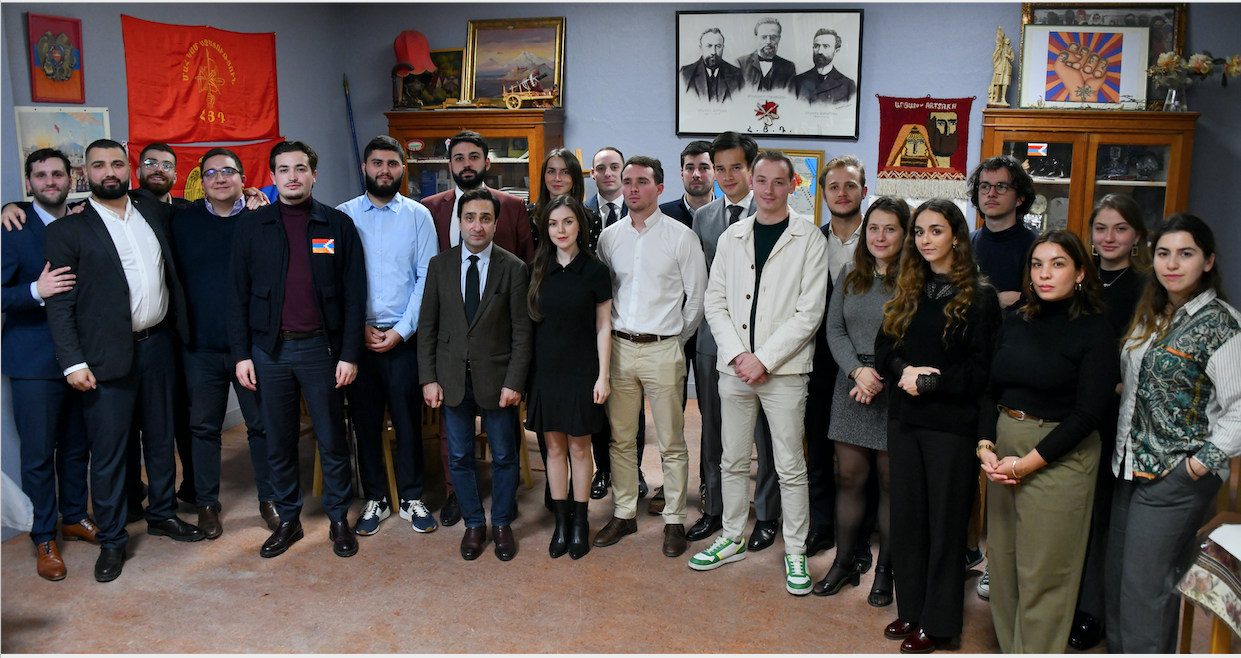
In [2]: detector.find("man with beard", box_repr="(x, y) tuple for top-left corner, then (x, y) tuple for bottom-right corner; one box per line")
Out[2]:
(681, 28), (745, 103)
(338, 136), (440, 536)
(133, 143), (194, 212)
(2, 149), (97, 581)
(792, 29), (857, 105)
(659, 141), (716, 228)
(44, 139), (204, 583)
(736, 18), (797, 93)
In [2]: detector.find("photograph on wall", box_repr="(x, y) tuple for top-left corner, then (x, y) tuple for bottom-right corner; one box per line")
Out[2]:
(14, 106), (110, 199)
(463, 17), (565, 106)
(774, 149), (824, 224)
(27, 13), (85, 104)
(676, 10), (863, 140)
(1018, 25), (1150, 109)
(1022, 3), (1185, 67)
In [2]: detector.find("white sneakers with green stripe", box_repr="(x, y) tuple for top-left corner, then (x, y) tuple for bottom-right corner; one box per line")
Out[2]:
(785, 554), (812, 595)
(688, 535), (747, 571)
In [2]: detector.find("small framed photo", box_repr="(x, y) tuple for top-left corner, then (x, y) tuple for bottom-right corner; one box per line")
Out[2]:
(1017, 25), (1150, 109)
(27, 13), (85, 104)
(14, 106), (110, 199)
(463, 17), (565, 106)
(774, 148), (825, 225)
(1022, 3), (1185, 68)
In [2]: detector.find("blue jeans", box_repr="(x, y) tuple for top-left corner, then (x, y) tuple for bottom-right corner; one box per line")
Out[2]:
(182, 348), (272, 507)
(9, 378), (90, 544)
(252, 336), (351, 523)
(442, 373), (519, 528)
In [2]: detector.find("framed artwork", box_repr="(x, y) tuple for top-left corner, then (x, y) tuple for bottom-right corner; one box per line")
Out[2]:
(463, 17), (565, 106)
(1017, 25), (1150, 110)
(775, 148), (824, 225)
(676, 10), (863, 140)
(27, 13), (85, 104)
(14, 106), (110, 199)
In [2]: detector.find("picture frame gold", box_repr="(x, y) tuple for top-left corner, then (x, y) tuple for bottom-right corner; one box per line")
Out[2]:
(774, 148), (825, 225)
(463, 17), (565, 107)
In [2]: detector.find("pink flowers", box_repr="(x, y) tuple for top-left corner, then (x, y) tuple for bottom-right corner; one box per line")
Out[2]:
(1187, 53), (1214, 75)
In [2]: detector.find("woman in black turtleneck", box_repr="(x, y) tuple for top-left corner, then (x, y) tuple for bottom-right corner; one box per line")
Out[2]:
(978, 231), (1119, 653)
(875, 199), (1001, 653)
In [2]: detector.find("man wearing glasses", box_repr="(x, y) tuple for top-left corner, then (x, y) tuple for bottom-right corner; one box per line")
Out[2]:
(134, 144), (194, 212)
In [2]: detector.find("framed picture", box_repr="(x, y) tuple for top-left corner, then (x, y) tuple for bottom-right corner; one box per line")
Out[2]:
(775, 148), (824, 225)
(1017, 25), (1150, 110)
(463, 17), (565, 106)
(429, 49), (464, 102)
(676, 10), (863, 140)
(14, 106), (110, 199)
(27, 13), (85, 104)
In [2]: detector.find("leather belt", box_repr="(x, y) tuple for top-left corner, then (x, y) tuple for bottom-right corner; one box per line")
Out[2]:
(133, 320), (168, 342)
(612, 330), (676, 343)
(372, 324), (395, 332)
(278, 329), (325, 341)
(998, 404), (1051, 424)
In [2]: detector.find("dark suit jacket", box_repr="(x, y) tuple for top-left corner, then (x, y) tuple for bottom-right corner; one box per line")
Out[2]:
(659, 197), (696, 230)
(792, 67), (857, 105)
(737, 52), (797, 92)
(226, 198), (367, 365)
(130, 187), (195, 214)
(421, 186), (534, 263)
(2, 202), (63, 379)
(417, 244), (532, 410)
(680, 57), (745, 102)
(585, 195), (627, 227)
(43, 195), (189, 381)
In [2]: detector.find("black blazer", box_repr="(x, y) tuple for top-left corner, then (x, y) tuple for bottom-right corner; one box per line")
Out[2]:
(43, 195), (189, 381)
(2, 202), (63, 380)
(659, 197), (695, 230)
(226, 198), (367, 365)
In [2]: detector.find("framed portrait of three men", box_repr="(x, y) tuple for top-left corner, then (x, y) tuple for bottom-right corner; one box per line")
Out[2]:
(676, 10), (863, 140)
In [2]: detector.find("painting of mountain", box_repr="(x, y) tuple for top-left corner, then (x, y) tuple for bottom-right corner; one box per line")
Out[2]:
(465, 18), (565, 103)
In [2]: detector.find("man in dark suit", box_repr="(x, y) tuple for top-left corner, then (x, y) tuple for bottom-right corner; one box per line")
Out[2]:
(792, 29), (857, 105)
(132, 143), (195, 212)
(418, 187), (532, 562)
(681, 28), (745, 103)
(228, 141), (367, 560)
(736, 18), (797, 93)
(659, 141), (716, 229)
(44, 139), (204, 583)
(2, 149), (97, 581)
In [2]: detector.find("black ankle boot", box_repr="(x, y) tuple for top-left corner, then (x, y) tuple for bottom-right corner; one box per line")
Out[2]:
(568, 500), (591, 559)
(549, 500), (571, 558)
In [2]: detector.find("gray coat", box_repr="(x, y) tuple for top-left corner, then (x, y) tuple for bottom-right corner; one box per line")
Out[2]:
(692, 195), (757, 357)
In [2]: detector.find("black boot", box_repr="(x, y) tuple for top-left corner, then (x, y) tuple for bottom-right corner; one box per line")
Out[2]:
(549, 500), (571, 558)
(568, 501), (591, 559)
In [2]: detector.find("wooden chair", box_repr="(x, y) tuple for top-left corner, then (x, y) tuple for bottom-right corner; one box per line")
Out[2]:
(1178, 456), (1241, 653)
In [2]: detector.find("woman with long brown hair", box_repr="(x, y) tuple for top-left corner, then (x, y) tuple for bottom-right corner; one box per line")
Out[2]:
(874, 198), (1001, 653)
(527, 149), (603, 251)
(524, 195), (612, 559)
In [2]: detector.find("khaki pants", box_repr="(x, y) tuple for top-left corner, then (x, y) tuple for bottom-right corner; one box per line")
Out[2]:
(718, 371), (810, 554)
(605, 336), (688, 523)
(988, 413), (1100, 654)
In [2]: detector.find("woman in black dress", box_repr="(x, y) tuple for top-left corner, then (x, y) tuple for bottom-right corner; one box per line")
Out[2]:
(525, 195), (613, 559)
(526, 149), (603, 252)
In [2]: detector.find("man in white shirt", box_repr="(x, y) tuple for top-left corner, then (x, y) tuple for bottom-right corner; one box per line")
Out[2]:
(594, 156), (707, 558)
(821, 155), (868, 284)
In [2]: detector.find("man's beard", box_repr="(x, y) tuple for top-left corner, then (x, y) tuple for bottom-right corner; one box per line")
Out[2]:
(89, 176), (129, 201)
(365, 173), (401, 198)
(813, 53), (831, 69)
(32, 183), (69, 208)
(451, 167), (484, 190)
(686, 181), (711, 198)
(759, 44), (777, 59)
(140, 173), (174, 197)
(705, 54), (719, 68)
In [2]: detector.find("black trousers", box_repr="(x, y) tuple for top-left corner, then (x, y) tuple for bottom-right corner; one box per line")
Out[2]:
(889, 420), (977, 638)
(804, 362), (837, 532)
(349, 339), (426, 503)
(125, 344), (194, 510)
(1075, 427), (1117, 619)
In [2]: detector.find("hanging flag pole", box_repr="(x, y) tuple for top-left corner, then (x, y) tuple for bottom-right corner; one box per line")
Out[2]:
(343, 74), (364, 193)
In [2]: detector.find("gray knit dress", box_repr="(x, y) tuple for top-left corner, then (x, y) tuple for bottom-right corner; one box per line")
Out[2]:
(825, 264), (894, 450)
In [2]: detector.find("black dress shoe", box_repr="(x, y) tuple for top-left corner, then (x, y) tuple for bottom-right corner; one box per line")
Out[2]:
(461, 526), (487, 560)
(1068, 611), (1105, 650)
(260, 519), (304, 558)
(813, 561), (861, 596)
(686, 514), (722, 542)
(94, 547), (126, 583)
(493, 525), (517, 561)
(805, 529), (835, 557)
(637, 470), (649, 499)
(147, 516), (206, 542)
(854, 542), (874, 575)
(441, 492), (462, 527)
(589, 471), (610, 500)
(259, 501), (280, 532)
(747, 519), (778, 551)
(329, 520), (357, 558)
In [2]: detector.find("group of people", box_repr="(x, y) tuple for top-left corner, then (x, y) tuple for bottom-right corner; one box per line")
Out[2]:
(3, 126), (1235, 655)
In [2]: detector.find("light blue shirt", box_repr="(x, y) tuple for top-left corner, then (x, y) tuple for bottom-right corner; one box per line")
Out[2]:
(337, 193), (439, 340)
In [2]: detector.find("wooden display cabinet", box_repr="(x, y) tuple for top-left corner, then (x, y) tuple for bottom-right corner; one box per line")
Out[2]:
(386, 108), (564, 204)
(980, 109), (1198, 238)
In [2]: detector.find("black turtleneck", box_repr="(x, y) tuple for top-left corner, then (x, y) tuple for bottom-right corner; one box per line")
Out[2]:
(1099, 265), (1150, 338)
(978, 298), (1120, 463)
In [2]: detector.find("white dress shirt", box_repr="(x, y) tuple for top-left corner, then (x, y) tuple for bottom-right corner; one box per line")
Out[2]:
(824, 216), (863, 283)
(29, 203), (57, 305)
(460, 241), (494, 303)
(597, 209), (708, 344)
(725, 191), (754, 223)
(596, 194), (624, 225)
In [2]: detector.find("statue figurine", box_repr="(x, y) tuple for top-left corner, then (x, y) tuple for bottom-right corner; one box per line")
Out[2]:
(989, 26), (1015, 107)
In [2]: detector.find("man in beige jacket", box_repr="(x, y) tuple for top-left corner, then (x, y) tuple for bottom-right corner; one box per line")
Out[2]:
(688, 150), (829, 596)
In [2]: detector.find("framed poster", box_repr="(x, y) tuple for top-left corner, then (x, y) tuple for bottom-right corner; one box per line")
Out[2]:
(463, 17), (565, 106)
(27, 13), (84, 104)
(14, 106), (110, 199)
(775, 148), (824, 225)
(676, 10), (863, 140)
(1018, 25), (1150, 109)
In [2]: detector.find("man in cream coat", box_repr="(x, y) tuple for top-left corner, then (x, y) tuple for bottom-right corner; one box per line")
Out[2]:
(687, 150), (829, 597)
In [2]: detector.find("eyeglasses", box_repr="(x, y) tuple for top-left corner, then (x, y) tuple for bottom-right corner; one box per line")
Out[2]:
(978, 182), (1013, 195)
(141, 159), (175, 172)
(203, 167), (240, 179)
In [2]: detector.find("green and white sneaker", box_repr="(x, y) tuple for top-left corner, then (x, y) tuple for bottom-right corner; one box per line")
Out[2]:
(688, 535), (747, 571)
(785, 553), (812, 595)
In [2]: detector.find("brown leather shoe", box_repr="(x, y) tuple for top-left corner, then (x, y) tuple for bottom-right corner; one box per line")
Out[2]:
(36, 541), (66, 581)
(461, 526), (488, 561)
(884, 618), (917, 640)
(593, 516), (637, 547)
(662, 523), (688, 557)
(493, 525), (517, 561)
(259, 501), (280, 532)
(61, 517), (100, 543)
(198, 505), (222, 539)
(900, 628), (959, 654)
(646, 486), (666, 516)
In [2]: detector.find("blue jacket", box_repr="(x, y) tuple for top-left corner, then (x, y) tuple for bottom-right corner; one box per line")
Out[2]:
(1, 202), (61, 379)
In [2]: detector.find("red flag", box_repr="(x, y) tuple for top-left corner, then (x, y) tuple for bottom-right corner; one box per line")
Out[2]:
(128, 138), (283, 201)
(121, 15), (279, 143)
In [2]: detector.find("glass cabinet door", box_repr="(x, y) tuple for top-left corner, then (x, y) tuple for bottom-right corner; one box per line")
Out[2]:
(1091, 141), (1170, 233)
(1002, 139), (1075, 234)
(404, 136), (532, 202)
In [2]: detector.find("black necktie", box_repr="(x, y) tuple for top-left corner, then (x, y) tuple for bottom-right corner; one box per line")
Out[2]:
(465, 255), (480, 324)
(728, 205), (743, 225)
(605, 203), (618, 227)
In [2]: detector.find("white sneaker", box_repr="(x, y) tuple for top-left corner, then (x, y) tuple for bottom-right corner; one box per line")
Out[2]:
(354, 499), (391, 536)
(399, 499), (438, 533)
(785, 553), (812, 596)
(688, 535), (747, 571)
(977, 566), (990, 599)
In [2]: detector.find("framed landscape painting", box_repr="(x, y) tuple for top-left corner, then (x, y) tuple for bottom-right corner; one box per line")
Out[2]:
(14, 106), (110, 199)
(463, 17), (565, 106)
